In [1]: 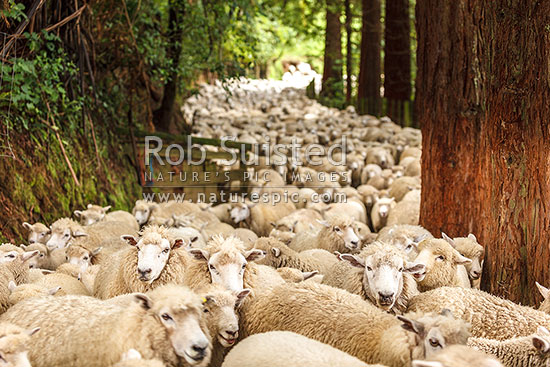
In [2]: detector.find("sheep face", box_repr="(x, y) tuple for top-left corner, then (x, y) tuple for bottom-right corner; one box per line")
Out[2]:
(412, 239), (471, 290)
(449, 234), (485, 280)
(376, 197), (395, 219)
(22, 222), (50, 245)
(337, 225), (360, 251)
(137, 238), (171, 282)
(229, 204), (250, 224)
(0, 325), (39, 367)
(74, 210), (103, 226)
(136, 294), (211, 366)
(66, 246), (101, 271)
(46, 227), (86, 251)
(132, 201), (157, 226)
(203, 289), (250, 348)
(19, 246), (47, 269)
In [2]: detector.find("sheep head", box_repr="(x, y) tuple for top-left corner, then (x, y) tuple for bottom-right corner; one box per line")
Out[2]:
(22, 222), (50, 245)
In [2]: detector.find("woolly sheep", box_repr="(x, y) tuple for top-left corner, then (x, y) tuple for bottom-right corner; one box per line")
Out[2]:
(0, 323), (40, 367)
(22, 222), (50, 245)
(323, 199), (368, 224)
(147, 201), (202, 226)
(253, 237), (338, 274)
(444, 233), (484, 288)
(370, 197), (396, 232)
(1, 285), (212, 367)
(200, 222), (235, 242)
(19, 243), (49, 269)
(439, 233), (475, 289)
(400, 146), (422, 162)
(74, 204), (111, 225)
(271, 209), (323, 234)
(467, 326), (550, 367)
(34, 272), (89, 296)
(229, 202), (295, 237)
(377, 224), (433, 259)
(366, 147), (395, 169)
(412, 239), (472, 291)
(167, 227), (206, 249)
(404, 158), (421, 177)
(386, 192), (420, 227)
(56, 263), (99, 294)
(113, 350), (165, 367)
(412, 345), (503, 367)
(221, 331), (384, 367)
(361, 164), (383, 185)
(93, 225), (188, 299)
(408, 286), (550, 340)
(388, 176), (421, 202)
(323, 241), (424, 314)
(169, 212), (220, 230)
(289, 216), (360, 253)
(357, 184), (380, 211)
(206, 203), (233, 224)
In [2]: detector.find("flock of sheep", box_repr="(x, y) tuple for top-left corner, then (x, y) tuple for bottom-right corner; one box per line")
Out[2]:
(3, 79), (550, 367)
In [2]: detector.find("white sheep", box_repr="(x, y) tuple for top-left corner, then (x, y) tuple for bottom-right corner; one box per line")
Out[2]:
(370, 197), (396, 232)
(444, 233), (484, 288)
(386, 190), (420, 226)
(22, 222), (50, 244)
(132, 200), (159, 225)
(289, 216), (360, 253)
(74, 204), (139, 231)
(1, 285), (212, 367)
(229, 201), (295, 237)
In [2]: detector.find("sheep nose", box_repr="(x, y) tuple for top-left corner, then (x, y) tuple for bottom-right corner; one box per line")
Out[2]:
(138, 268), (152, 276)
(225, 330), (238, 337)
(378, 292), (394, 304)
(191, 344), (207, 358)
(472, 271), (480, 279)
(29, 240), (35, 244)
(351, 240), (359, 247)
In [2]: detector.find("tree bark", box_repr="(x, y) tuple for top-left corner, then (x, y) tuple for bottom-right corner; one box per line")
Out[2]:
(153, 1), (185, 132)
(357, 0), (381, 116)
(321, 0), (343, 102)
(417, 0), (550, 305)
(344, 0), (353, 105)
(384, 0), (411, 125)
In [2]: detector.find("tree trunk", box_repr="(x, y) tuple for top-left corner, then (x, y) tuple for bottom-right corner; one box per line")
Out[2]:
(417, 0), (550, 305)
(357, 0), (381, 116)
(320, 0), (343, 103)
(344, 0), (353, 105)
(153, 1), (185, 132)
(384, 0), (411, 125)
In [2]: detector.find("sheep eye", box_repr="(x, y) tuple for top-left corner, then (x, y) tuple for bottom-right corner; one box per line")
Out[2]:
(436, 255), (445, 261)
(64, 234), (69, 238)
(162, 248), (169, 254)
(241, 264), (246, 269)
(65, 256), (69, 261)
(83, 257), (89, 261)
(203, 308), (210, 313)
(366, 266), (373, 271)
(429, 338), (441, 348)
(40, 233), (45, 237)
(161, 313), (172, 321)
(398, 268), (403, 272)
(39, 254), (44, 258)
(209, 264), (216, 271)
(6, 254), (14, 259)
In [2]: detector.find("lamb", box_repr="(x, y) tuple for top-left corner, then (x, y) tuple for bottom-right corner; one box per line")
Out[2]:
(1, 284), (212, 367)
(239, 281), (468, 365)
(113, 350), (165, 367)
(93, 225), (189, 299)
(371, 197), (396, 232)
(412, 239), (472, 291)
(20, 242), (50, 269)
(22, 222), (50, 244)
(253, 237), (338, 274)
(289, 216), (360, 253)
(466, 326), (550, 367)
(229, 201), (295, 237)
(221, 331), (385, 367)
(322, 241), (424, 314)
(412, 345), (503, 367)
(388, 176), (421, 202)
(536, 282), (550, 313)
(65, 243), (111, 270)
(0, 323), (40, 367)
(408, 286), (550, 340)
(443, 233), (484, 288)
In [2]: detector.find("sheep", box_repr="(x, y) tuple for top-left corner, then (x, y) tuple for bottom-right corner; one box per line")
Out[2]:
(361, 164), (383, 185)
(404, 158), (421, 177)
(400, 146), (422, 162)
(8, 282), (61, 305)
(294, 188), (317, 209)
(221, 331), (384, 367)
(412, 345), (503, 367)
(408, 286), (550, 340)
(56, 263), (99, 294)
(113, 350), (165, 367)
(443, 233), (484, 288)
(1, 284), (212, 367)
(34, 272), (89, 296)
(271, 208), (323, 234)
(207, 203), (233, 224)
(366, 146), (395, 169)
(65, 243), (113, 271)
(412, 239), (472, 291)
(132, 200), (159, 225)
(536, 282), (550, 313)
(322, 241), (424, 314)
(367, 170), (394, 190)
(239, 281), (468, 365)
(289, 216), (360, 253)
(0, 323), (40, 367)
(439, 233), (475, 289)
(19, 242), (49, 269)
(22, 222), (50, 244)
(253, 237), (338, 274)
(388, 176), (421, 202)
(376, 225), (432, 261)
(0, 251), (38, 313)
(466, 326), (550, 367)
(357, 184), (380, 211)
(170, 212), (220, 230)
(323, 199), (368, 224)
(199, 284), (250, 367)
(386, 191), (420, 226)
(147, 201), (202, 226)
(93, 225), (189, 299)
(46, 218), (88, 250)
(377, 310), (471, 367)
(229, 201), (295, 237)
(370, 197), (396, 232)
(185, 236), (280, 293)
(75, 205), (137, 229)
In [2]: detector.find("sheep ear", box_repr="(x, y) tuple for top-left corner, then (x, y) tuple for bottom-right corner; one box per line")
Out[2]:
(397, 316), (425, 337)
(245, 249), (266, 262)
(91, 247), (103, 256)
(439, 308), (454, 318)
(122, 349), (142, 361)
(26, 327), (40, 336)
(8, 281), (16, 292)
(102, 206), (111, 213)
(413, 234), (428, 244)
(134, 293), (152, 310)
(316, 219), (330, 228)
(302, 270), (319, 281)
(536, 282), (550, 300)
(48, 286), (62, 295)
(411, 362), (443, 367)
(453, 251), (472, 265)
(190, 236), (199, 243)
(340, 254), (365, 268)
(21, 250), (39, 262)
(73, 230), (88, 238)
(532, 335), (550, 353)
(441, 232), (456, 248)
(74, 210), (82, 218)
(538, 326), (550, 336)
(271, 248), (281, 258)
(20, 244), (27, 250)
(270, 222), (277, 228)
(467, 233), (477, 242)
(235, 288), (251, 307)
(187, 248), (210, 261)
(22, 222), (32, 230)
(172, 239), (184, 249)
(121, 235), (137, 246)
(404, 262), (425, 275)
(41, 269), (53, 275)
(87, 204), (93, 209)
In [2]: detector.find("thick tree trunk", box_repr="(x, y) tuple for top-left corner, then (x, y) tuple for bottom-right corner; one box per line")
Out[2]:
(357, 0), (381, 116)
(417, 0), (550, 305)
(153, 1), (185, 132)
(321, 0), (343, 102)
(344, 0), (353, 105)
(384, 0), (411, 125)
